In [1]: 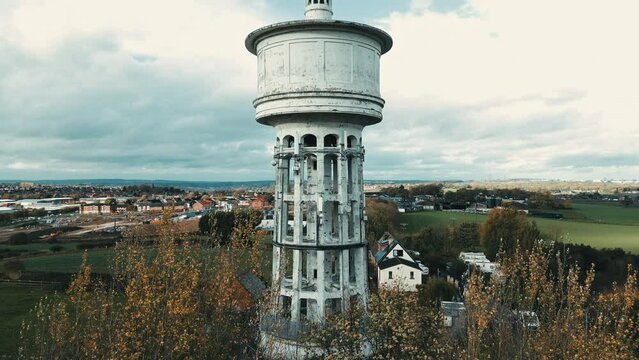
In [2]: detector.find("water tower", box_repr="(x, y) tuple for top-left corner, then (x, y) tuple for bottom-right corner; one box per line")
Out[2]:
(246, 0), (392, 356)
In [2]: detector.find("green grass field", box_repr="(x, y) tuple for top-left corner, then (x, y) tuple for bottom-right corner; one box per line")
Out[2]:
(0, 243), (63, 252)
(11, 239), (274, 277)
(20, 248), (114, 274)
(400, 211), (487, 233)
(559, 201), (639, 226)
(400, 202), (639, 254)
(0, 285), (54, 357)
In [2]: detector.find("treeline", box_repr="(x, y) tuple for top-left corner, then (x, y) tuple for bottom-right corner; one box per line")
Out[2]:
(379, 183), (444, 198)
(122, 184), (185, 196)
(378, 184), (575, 210)
(0, 208), (47, 225)
(621, 195), (638, 207)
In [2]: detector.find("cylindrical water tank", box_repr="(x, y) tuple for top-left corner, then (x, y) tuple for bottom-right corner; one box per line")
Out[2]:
(246, 21), (393, 126)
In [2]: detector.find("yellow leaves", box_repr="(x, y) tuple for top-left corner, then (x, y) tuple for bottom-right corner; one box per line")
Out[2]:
(458, 243), (639, 359)
(20, 218), (262, 360)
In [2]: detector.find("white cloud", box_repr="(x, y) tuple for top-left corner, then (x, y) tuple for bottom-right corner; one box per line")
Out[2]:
(7, 161), (42, 170)
(1, 0), (637, 181)
(6, 0), (267, 93)
(361, 0), (639, 179)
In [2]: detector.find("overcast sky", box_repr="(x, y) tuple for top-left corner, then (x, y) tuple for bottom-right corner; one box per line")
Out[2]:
(1, 0), (638, 181)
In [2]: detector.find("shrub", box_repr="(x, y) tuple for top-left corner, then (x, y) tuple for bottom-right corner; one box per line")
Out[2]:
(8, 232), (30, 245)
(50, 245), (64, 252)
(3, 260), (25, 273)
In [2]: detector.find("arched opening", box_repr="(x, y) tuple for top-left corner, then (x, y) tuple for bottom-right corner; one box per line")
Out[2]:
(301, 201), (317, 242)
(347, 135), (358, 148)
(286, 202), (294, 237)
(324, 154), (338, 193)
(302, 154), (318, 193)
(302, 134), (317, 147)
(324, 134), (338, 148)
(283, 135), (294, 148)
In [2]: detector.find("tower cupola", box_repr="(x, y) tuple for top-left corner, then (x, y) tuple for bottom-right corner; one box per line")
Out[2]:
(305, 0), (333, 20)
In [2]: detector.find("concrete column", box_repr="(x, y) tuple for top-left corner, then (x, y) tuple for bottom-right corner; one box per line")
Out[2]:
(359, 154), (366, 245)
(340, 249), (350, 311)
(272, 246), (282, 285)
(280, 158), (290, 243)
(294, 157), (303, 245)
(317, 250), (326, 320)
(358, 247), (369, 310)
(317, 155), (325, 245)
(291, 249), (301, 322)
(352, 155), (361, 243)
(338, 151), (348, 244)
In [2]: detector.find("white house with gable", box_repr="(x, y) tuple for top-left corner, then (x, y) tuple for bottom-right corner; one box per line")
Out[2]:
(375, 232), (428, 291)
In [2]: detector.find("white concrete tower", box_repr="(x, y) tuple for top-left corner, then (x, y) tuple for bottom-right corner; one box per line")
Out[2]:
(246, 1), (392, 356)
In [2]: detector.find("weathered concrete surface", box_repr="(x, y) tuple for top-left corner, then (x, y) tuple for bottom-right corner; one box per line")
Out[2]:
(246, 1), (392, 357)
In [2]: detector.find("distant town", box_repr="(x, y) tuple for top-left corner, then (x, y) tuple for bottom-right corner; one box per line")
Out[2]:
(1, 179), (637, 264)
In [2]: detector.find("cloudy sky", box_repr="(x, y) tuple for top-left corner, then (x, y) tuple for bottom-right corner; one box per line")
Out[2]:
(1, 0), (638, 181)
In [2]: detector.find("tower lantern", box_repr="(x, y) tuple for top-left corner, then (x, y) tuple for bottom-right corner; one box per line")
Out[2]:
(305, 0), (333, 20)
(246, 1), (392, 357)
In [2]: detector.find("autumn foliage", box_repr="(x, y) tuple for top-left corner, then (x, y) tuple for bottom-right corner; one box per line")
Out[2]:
(303, 243), (639, 359)
(19, 209), (263, 360)
(18, 208), (639, 359)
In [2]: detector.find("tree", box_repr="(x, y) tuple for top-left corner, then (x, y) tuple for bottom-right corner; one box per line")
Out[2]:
(20, 211), (264, 359)
(409, 183), (444, 197)
(453, 222), (480, 249)
(480, 208), (540, 259)
(304, 288), (453, 359)
(365, 199), (399, 247)
(8, 232), (29, 245)
(460, 243), (639, 359)
(418, 278), (458, 303)
(379, 185), (409, 199)
(198, 209), (262, 247)
(528, 190), (555, 209)
(3, 260), (25, 273)
(3, 260), (25, 280)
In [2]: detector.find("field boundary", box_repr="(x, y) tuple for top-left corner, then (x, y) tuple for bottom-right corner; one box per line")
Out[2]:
(0, 279), (62, 289)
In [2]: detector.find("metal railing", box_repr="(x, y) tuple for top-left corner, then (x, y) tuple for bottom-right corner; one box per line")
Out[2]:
(260, 314), (312, 341)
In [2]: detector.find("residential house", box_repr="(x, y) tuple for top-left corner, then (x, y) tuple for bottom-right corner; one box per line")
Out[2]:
(226, 272), (267, 311)
(374, 232), (428, 291)
(80, 204), (112, 215)
(137, 200), (164, 213)
(80, 204), (101, 215)
(114, 204), (129, 214)
(192, 200), (214, 212)
(250, 196), (271, 211)
(164, 198), (188, 213)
